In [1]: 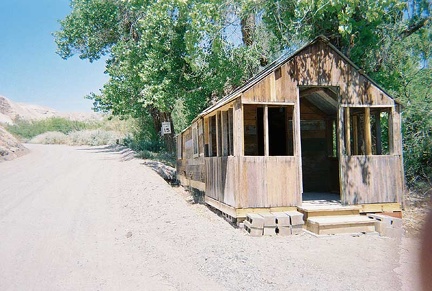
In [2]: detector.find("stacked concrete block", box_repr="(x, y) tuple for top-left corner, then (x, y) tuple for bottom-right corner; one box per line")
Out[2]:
(261, 213), (278, 236)
(243, 211), (305, 236)
(273, 212), (292, 236)
(367, 213), (404, 238)
(244, 213), (264, 237)
(285, 211), (305, 235)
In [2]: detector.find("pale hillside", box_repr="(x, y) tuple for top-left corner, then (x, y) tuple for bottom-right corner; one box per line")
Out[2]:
(0, 95), (100, 124)
(0, 125), (28, 162)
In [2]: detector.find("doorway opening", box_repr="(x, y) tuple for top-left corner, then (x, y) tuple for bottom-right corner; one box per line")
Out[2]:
(299, 86), (340, 202)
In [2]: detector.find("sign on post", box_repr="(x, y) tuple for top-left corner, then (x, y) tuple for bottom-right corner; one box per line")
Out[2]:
(161, 122), (171, 135)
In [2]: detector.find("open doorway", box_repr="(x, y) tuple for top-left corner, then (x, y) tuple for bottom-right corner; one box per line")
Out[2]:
(299, 87), (340, 201)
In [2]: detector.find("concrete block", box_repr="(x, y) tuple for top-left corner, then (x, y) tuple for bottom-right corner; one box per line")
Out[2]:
(246, 213), (265, 228)
(285, 211), (304, 226)
(260, 213), (277, 227)
(276, 226), (292, 236)
(263, 226), (277, 236)
(273, 212), (290, 226)
(244, 220), (263, 237)
(291, 225), (303, 235)
(374, 221), (385, 234)
(368, 214), (402, 229)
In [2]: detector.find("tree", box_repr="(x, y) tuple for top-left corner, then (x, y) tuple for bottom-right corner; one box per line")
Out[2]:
(55, 0), (274, 152)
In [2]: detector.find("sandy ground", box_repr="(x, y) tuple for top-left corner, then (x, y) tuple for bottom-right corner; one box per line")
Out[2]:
(0, 144), (423, 291)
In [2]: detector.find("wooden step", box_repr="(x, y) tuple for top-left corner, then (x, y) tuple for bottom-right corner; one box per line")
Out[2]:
(306, 215), (376, 235)
(298, 205), (360, 221)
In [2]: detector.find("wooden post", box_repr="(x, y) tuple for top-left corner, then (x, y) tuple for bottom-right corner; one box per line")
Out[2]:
(264, 105), (269, 156)
(344, 107), (351, 156)
(337, 106), (345, 156)
(228, 108), (233, 156)
(352, 115), (358, 155)
(216, 111), (220, 157)
(375, 111), (382, 155)
(364, 107), (372, 155)
(295, 89), (303, 197)
(233, 99), (244, 156)
(337, 104), (346, 204)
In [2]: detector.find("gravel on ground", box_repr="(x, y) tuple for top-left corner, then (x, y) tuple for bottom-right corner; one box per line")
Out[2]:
(0, 144), (422, 290)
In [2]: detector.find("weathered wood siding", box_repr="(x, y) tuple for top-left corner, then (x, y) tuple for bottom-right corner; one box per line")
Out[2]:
(341, 156), (403, 204)
(176, 122), (206, 187)
(205, 157), (237, 207)
(242, 41), (394, 106)
(205, 156), (300, 208)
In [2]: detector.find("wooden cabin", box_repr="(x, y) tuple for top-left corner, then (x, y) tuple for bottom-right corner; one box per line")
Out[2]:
(176, 36), (404, 219)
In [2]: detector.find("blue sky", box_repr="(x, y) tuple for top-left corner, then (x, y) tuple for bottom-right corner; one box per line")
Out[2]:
(0, 0), (109, 112)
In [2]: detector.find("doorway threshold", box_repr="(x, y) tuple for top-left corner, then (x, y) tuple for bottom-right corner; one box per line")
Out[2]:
(302, 192), (341, 206)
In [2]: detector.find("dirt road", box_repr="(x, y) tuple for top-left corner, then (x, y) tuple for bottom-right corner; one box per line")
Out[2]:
(0, 144), (422, 290)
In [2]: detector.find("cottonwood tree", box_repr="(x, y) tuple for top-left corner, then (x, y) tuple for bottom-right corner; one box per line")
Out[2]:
(55, 0), (274, 152)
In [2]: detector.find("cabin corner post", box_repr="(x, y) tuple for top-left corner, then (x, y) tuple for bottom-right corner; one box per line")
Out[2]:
(390, 103), (405, 203)
(294, 87), (303, 198)
(389, 104), (403, 156)
(264, 105), (269, 156)
(338, 101), (347, 205)
(233, 98), (244, 157)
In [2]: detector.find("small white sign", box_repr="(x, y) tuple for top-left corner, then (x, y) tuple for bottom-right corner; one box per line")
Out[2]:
(161, 122), (171, 135)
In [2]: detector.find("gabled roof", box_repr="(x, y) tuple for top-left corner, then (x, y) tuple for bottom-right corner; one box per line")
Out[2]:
(188, 35), (397, 128)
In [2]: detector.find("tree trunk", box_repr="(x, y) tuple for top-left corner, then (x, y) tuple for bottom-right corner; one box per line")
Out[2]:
(241, 13), (255, 46)
(149, 107), (176, 153)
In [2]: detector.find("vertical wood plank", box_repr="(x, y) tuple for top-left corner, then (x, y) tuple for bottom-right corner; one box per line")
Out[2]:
(352, 115), (358, 155)
(345, 107), (351, 156)
(233, 99), (244, 156)
(264, 105), (269, 156)
(215, 112), (220, 157)
(270, 72), (276, 101)
(337, 104), (346, 203)
(294, 89), (303, 196)
(364, 107), (372, 155)
(389, 104), (402, 155)
(228, 108), (233, 156)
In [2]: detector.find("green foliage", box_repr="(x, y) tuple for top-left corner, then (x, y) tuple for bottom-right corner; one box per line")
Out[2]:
(6, 117), (95, 140)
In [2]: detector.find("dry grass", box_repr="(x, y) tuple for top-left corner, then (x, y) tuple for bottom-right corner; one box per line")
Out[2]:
(29, 130), (126, 146)
(403, 187), (431, 238)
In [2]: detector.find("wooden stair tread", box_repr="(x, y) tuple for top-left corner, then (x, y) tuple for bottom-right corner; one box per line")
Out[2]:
(307, 215), (375, 226)
(298, 205), (360, 213)
(306, 215), (376, 235)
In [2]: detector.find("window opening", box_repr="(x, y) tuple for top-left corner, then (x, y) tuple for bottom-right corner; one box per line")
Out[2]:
(344, 107), (390, 156)
(243, 104), (294, 156)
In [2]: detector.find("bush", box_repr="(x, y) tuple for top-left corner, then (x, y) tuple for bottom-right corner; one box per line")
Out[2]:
(29, 132), (69, 144)
(6, 117), (98, 140)
(68, 130), (123, 146)
(29, 130), (125, 146)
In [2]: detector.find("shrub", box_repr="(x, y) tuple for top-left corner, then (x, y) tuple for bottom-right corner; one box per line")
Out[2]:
(29, 132), (68, 144)
(68, 130), (123, 146)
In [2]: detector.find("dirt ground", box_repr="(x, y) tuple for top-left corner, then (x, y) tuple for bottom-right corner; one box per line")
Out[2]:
(0, 144), (424, 290)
